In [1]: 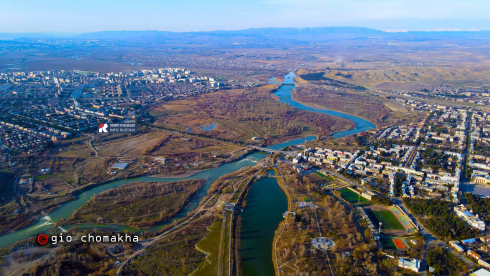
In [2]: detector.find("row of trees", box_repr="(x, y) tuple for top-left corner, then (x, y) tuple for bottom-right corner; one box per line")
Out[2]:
(404, 198), (477, 240)
(275, 165), (380, 275)
(427, 244), (469, 276)
(464, 192), (490, 224)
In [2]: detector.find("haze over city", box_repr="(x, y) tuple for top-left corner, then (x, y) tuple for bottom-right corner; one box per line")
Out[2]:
(1, 0), (490, 33)
(3, 1), (490, 275)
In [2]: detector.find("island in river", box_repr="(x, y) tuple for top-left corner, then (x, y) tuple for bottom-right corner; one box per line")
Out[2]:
(67, 179), (205, 228)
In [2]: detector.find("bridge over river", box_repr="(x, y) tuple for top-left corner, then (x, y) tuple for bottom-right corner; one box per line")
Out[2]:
(248, 146), (298, 157)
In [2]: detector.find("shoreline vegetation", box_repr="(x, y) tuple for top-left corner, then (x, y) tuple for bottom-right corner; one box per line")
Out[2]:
(0, 136), (292, 241)
(0, 148), (251, 237)
(292, 73), (425, 128)
(67, 179), (205, 228)
(270, 164), (381, 275)
(290, 88), (377, 128)
(290, 86), (381, 126)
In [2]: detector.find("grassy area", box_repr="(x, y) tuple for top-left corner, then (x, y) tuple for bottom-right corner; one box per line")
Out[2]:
(34, 174), (55, 181)
(339, 188), (370, 204)
(127, 217), (218, 275)
(315, 171), (334, 181)
(220, 214), (230, 276)
(194, 220), (223, 276)
(380, 238), (397, 250)
(366, 209), (404, 230)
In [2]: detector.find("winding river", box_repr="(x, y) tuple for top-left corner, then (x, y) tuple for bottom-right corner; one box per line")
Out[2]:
(240, 72), (375, 275)
(270, 72), (375, 138)
(0, 136), (314, 248)
(0, 72), (375, 275)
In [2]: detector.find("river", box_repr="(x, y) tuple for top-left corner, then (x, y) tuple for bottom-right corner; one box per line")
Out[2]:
(239, 72), (375, 275)
(0, 72), (374, 275)
(270, 72), (375, 138)
(0, 136), (315, 248)
(240, 176), (287, 276)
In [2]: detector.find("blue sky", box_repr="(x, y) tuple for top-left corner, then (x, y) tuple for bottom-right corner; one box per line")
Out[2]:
(0, 0), (489, 33)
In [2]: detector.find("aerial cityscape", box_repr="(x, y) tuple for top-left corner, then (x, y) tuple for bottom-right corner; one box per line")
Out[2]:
(2, 1), (490, 276)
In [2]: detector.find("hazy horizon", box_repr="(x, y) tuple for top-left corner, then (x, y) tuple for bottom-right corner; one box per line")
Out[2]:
(1, 0), (489, 33)
(1, 26), (489, 36)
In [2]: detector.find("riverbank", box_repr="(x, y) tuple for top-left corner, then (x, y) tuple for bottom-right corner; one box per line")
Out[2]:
(264, 134), (318, 147)
(67, 179), (205, 229)
(150, 170), (204, 179)
(0, 151), (267, 249)
(271, 171), (292, 276)
(239, 175), (288, 276)
(290, 87), (377, 129)
(272, 73), (376, 138)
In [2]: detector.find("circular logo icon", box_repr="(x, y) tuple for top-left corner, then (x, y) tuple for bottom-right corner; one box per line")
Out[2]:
(37, 234), (48, 245)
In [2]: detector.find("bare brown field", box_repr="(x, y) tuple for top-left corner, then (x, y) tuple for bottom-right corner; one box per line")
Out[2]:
(384, 101), (410, 113)
(151, 84), (354, 143)
(305, 56), (490, 91)
(69, 179), (205, 228)
(292, 85), (388, 125)
(95, 133), (169, 157)
(375, 82), (433, 91)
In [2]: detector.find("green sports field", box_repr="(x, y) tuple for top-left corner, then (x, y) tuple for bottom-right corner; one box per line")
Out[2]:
(366, 209), (404, 230)
(380, 238), (397, 250)
(339, 188), (370, 204)
(315, 171), (335, 181)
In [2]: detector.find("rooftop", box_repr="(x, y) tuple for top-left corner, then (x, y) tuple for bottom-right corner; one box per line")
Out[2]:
(112, 162), (129, 170)
(471, 268), (490, 276)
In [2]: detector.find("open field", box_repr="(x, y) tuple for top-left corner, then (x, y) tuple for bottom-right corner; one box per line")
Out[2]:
(95, 132), (170, 157)
(380, 238), (397, 251)
(292, 84), (425, 127)
(125, 216), (218, 275)
(323, 64), (490, 90)
(150, 84), (354, 144)
(365, 209), (404, 230)
(194, 220), (222, 276)
(314, 171), (335, 181)
(339, 188), (370, 204)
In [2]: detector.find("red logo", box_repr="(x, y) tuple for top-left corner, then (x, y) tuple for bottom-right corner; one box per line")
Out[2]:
(37, 234), (48, 245)
(99, 124), (108, 133)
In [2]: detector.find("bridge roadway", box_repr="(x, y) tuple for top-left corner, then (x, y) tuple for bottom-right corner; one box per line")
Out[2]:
(247, 146), (298, 157)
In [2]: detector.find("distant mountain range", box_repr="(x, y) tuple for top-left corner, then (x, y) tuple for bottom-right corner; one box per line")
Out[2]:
(2, 27), (490, 42)
(0, 33), (55, 40)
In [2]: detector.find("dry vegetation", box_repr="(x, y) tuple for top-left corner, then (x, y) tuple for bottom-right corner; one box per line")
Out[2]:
(292, 84), (424, 127)
(28, 242), (120, 276)
(69, 180), (205, 228)
(124, 215), (219, 276)
(274, 164), (379, 275)
(151, 84), (354, 143)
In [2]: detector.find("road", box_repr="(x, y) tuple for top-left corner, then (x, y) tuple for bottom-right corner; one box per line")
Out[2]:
(116, 163), (265, 275)
(404, 147), (417, 168)
(87, 135), (99, 157)
(248, 145), (297, 157)
(115, 190), (219, 275)
(392, 198), (476, 273)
